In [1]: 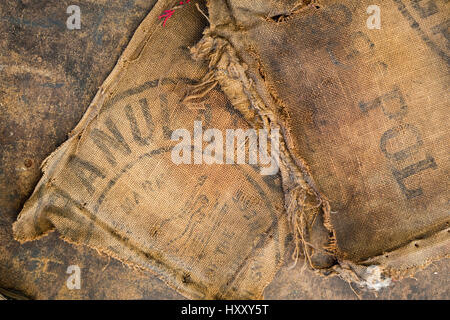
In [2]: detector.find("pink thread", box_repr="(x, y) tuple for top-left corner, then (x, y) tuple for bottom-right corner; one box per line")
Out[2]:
(158, 0), (195, 26)
(158, 9), (175, 27)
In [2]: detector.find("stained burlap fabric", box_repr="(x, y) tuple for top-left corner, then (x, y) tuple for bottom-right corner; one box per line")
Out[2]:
(192, 0), (449, 280)
(13, 0), (449, 299)
(13, 0), (288, 299)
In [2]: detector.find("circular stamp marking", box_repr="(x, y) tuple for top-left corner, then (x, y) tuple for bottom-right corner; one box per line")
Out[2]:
(87, 79), (285, 295)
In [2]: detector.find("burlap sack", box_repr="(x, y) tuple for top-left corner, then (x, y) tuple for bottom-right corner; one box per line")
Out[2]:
(12, 0), (449, 298)
(192, 0), (449, 283)
(12, 0), (289, 299)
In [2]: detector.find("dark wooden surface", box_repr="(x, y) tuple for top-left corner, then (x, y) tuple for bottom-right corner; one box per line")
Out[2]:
(0, 0), (447, 299)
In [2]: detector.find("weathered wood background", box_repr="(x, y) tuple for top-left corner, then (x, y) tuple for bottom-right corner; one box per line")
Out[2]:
(0, 0), (447, 299)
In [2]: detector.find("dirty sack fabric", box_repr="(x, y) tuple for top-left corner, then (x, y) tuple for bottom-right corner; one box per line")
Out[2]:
(192, 0), (449, 281)
(12, 0), (288, 299)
